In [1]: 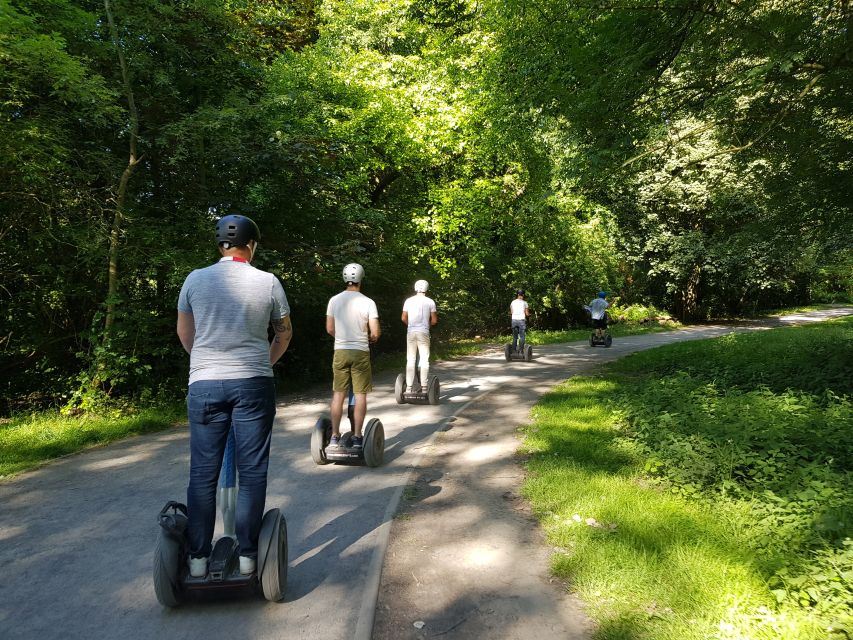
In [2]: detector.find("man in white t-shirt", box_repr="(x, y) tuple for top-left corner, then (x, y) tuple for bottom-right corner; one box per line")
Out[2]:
(325, 263), (380, 448)
(510, 289), (530, 353)
(401, 279), (438, 392)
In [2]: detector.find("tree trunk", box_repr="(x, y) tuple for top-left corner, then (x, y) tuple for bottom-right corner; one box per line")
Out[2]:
(675, 264), (701, 321)
(103, 0), (141, 336)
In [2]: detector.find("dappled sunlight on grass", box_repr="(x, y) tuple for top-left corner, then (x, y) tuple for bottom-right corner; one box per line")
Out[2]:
(0, 404), (184, 477)
(522, 318), (852, 640)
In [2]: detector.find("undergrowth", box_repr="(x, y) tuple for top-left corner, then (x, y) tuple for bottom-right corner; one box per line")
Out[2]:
(522, 316), (852, 639)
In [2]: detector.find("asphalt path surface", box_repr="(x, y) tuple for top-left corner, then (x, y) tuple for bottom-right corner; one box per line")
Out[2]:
(1, 307), (849, 640)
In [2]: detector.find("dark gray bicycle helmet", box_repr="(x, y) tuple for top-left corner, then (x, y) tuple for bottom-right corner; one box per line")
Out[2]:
(216, 214), (260, 247)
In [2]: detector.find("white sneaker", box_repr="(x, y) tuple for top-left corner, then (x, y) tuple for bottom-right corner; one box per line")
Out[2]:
(239, 555), (256, 575)
(188, 556), (208, 578)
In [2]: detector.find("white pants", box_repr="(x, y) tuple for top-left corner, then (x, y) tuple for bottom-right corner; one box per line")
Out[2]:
(406, 332), (431, 389)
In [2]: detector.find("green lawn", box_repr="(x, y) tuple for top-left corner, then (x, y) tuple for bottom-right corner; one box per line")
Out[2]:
(0, 404), (184, 478)
(521, 317), (852, 639)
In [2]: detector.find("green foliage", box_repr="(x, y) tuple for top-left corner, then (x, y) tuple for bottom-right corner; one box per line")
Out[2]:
(522, 319), (853, 639)
(607, 302), (674, 324)
(608, 319), (853, 627)
(486, 0), (853, 319)
(0, 401), (185, 477)
(1, 0), (849, 414)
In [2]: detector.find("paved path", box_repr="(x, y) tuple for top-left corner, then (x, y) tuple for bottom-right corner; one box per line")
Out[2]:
(0, 308), (849, 640)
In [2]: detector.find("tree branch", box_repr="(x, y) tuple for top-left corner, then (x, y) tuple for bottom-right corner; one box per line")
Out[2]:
(103, 0), (142, 336)
(675, 72), (824, 171)
(620, 121), (716, 168)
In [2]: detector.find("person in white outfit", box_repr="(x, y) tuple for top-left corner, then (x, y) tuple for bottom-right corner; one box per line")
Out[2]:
(510, 289), (530, 352)
(401, 280), (438, 392)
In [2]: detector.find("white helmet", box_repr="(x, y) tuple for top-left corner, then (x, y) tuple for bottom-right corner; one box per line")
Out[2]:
(414, 279), (429, 293)
(342, 263), (364, 285)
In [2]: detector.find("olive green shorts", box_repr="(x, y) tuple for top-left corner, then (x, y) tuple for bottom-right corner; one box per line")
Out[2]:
(332, 349), (373, 393)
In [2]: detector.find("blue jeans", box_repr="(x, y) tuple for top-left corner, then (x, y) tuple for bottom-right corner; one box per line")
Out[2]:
(511, 319), (526, 351)
(186, 377), (276, 559)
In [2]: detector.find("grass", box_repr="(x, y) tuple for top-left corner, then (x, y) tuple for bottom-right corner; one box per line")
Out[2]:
(521, 316), (852, 640)
(521, 321), (680, 346)
(0, 403), (184, 478)
(741, 303), (848, 319)
(437, 317), (680, 359)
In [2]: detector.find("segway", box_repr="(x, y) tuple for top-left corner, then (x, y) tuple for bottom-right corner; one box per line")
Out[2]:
(504, 343), (533, 362)
(394, 369), (440, 405)
(589, 331), (612, 347)
(153, 435), (288, 607)
(586, 309), (612, 348)
(311, 388), (385, 467)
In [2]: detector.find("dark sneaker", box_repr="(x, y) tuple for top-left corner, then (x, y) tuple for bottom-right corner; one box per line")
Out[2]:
(330, 434), (341, 447)
(351, 435), (363, 449)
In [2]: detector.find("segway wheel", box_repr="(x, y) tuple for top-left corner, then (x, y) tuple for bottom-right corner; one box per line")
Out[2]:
(363, 418), (385, 468)
(605, 334), (612, 348)
(153, 527), (184, 607)
(394, 373), (405, 404)
(427, 375), (440, 405)
(525, 345), (533, 362)
(258, 508), (287, 602)
(311, 418), (331, 465)
(504, 344), (511, 361)
(589, 334), (595, 347)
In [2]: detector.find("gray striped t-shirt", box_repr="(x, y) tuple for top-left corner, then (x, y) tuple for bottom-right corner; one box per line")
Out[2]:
(177, 258), (290, 384)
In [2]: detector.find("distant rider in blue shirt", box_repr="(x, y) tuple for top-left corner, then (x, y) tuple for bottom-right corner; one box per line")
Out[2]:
(586, 291), (609, 338)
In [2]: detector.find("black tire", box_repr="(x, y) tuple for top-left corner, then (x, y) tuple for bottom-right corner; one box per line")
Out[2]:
(525, 345), (533, 362)
(311, 418), (331, 465)
(153, 528), (184, 607)
(589, 334), (595, 347)
(504, 344), (512, 361)
(258, 509), (287, 602)
(427, 375), (440, 405)
(394, 373), (405, 404)
(605, 334), (612, 348)
(363, 418), (385, 467)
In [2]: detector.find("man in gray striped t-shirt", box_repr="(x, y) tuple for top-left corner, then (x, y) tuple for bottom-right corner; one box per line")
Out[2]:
(177, 214), (292, 579)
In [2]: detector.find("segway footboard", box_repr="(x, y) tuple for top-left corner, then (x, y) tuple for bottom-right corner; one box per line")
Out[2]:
(504, 343), (533, 361)
(396, 373), (440, 405)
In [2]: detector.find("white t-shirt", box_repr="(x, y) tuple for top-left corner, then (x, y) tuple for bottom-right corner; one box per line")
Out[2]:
(403, 294), (436, 335)
(510, 299), (528, 320)
(588, 298), (609, 320)
(326, 290), (379, 351)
